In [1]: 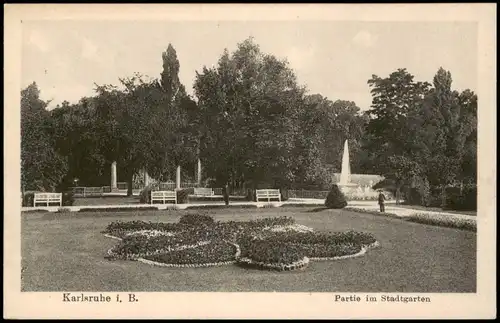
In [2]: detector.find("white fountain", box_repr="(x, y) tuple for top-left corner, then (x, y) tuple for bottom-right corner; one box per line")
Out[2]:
(337, 140), (357, 193)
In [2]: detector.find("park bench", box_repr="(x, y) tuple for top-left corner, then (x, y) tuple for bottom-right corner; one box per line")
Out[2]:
(33, 192), (62, 207)
(255, 189), (281, 202)
(72, 187), (104, 197)
(193, 187), (214, 197)
(150, 190), (177, 204)
(84, 187), (104, 197)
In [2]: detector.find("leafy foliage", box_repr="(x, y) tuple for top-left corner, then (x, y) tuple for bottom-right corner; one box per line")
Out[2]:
(325, 185), (348, 209)
(21, 82), (68, 192)
(363, 67), (477, 209)
(179, 213), (215, 226)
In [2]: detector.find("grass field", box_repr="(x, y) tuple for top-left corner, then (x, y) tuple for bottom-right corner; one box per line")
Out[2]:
(21, 207), (476, 292)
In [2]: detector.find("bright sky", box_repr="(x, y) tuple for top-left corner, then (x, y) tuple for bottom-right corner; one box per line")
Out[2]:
(21, 20), (477, 111)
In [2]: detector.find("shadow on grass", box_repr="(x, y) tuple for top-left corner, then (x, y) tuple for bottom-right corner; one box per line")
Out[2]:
(22, 209), (50, 214)
(307, 207), (329, 213)
(186, 204), (258, 210)
(78, 207), (160, 213)
(344, 207), (401, 219)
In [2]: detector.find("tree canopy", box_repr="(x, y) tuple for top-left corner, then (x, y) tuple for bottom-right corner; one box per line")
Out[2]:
(20, 38), (477, 206)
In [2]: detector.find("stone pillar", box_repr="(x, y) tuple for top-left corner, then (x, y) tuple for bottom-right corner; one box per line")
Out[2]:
(144, 169), (150, 187)
(197, 159), (202, 186)
(176, 165), (181, 190)
(111, 161), (117, 190)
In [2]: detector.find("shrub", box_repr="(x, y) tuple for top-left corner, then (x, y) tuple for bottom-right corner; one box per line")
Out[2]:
(280, 188), (289, 201)
(176, 188), (190, 204)
(22, 192), (35, 207)
(246, 189), (255, 202)
(325, 185), (347, 209)
(139, 185), (152, 204)
(444, 186), (477, 211)
(62, 191), (75, 206)
(179, 213), (215, 226)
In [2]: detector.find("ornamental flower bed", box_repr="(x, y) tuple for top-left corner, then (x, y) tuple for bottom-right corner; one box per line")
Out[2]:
(103, 213), (379, 271)
(143, 241), (238, 266)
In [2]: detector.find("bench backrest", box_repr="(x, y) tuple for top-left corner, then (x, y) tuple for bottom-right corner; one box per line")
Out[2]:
(151, 191), (177, 204)
(194, 188), (214, 196)
(256, 189), (280, 196)
(34, 193), (62, 200)
(151, 191), (176, 198)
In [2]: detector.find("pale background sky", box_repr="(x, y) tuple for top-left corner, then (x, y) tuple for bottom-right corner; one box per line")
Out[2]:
(21, 21), (477, 111)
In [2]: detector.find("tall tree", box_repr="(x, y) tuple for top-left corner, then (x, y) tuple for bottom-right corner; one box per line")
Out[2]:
(365, 69), (431, 166)
(419, 68), (476, 203)
(21, 82), (68, 192)
(194, 37), (319, 190)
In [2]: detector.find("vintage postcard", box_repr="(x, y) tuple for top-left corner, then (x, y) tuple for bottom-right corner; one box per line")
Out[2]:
(4, 3), (496, 319)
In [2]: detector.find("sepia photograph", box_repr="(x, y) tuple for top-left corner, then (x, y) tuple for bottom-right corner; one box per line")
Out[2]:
(4, 3), (496, 319)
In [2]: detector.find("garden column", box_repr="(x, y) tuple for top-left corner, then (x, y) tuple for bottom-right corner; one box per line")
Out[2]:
(144, 170), (150, 187)
(111, 161), (117, 191)
(176, 165), (181, 190)
(197, 158), (202, 185)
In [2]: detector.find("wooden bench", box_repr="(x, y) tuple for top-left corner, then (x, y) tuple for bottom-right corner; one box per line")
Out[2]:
(84, 187), (104, 197)
(193, 187), (214, 197)
(34, 193), (62, 207)
(255, 189), (281, 202)
(150, 190), (177, 204)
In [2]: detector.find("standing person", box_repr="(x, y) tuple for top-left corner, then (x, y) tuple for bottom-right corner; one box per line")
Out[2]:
(223, 182), (230, 206)
(378, 190), (386, 213)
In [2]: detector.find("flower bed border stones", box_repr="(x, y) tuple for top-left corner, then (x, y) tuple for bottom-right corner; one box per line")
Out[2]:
(106, 239), (212, 260)
(308, 241), (380, 261)
(236, 256), (310, 272)
(136, 241), (242, 268)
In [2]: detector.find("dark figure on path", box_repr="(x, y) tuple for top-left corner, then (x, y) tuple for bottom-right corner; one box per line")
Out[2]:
(223, 183), (230, 206)
(378, 191), (386, 213)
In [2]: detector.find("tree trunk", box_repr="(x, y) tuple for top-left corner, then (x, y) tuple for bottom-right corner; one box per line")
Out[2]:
(395, 187), (401, 205)
(441, 185), (447, 208)
(127, 174), (133, 197)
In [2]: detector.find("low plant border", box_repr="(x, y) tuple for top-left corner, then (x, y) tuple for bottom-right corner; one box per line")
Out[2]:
(344, 207), (476, 232)
(237, 256), (310, 271)
(406, 213), (476, 232)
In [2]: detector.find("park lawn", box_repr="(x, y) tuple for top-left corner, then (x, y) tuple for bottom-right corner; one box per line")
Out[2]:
(21, 207), (476, 292)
